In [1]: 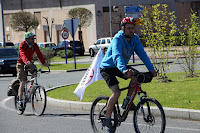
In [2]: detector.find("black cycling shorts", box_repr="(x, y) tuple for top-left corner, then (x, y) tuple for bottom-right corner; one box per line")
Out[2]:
(100, 66), (139, 88)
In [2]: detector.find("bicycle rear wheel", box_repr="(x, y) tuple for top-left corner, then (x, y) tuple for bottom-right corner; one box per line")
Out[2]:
(133, 98), (166, 133)
(90, 95), (117, 133)
(14, 94), (26, 115)
(31, 85), (46, 116)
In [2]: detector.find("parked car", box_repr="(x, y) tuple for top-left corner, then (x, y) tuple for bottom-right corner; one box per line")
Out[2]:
(0, 42), (14, 47)
(89, 37), (113, 57)
(13, 43), (20, 48)
(37, 42), (57, 50)
(57, 40), (85, 55)
(0, 48), (18, 76)
(69, 41), (85, 55)
(56, 40), (70, 51)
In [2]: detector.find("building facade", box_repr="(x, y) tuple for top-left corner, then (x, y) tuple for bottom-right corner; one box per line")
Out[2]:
(1, 0), (200, 52)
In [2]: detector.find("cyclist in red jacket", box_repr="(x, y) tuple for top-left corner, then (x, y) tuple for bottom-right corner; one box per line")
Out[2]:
(16, 32), (48, 110)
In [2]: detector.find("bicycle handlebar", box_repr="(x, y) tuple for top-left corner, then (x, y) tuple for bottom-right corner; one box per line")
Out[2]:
(134, 72), (153, 83)
(40, 66), (50, 73)
(24, 64), (50, 74)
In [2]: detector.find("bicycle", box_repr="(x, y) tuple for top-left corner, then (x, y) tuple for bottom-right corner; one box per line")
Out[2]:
(90, 72), (166, 133)
(14, 65), (50, 116)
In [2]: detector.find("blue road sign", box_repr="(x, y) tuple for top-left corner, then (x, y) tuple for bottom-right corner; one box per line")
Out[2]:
(125, 6), (143, 13)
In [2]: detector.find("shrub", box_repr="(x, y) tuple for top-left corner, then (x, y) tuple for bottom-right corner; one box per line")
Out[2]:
(33, 47), (55, 64)
(57, 49), (73, 58)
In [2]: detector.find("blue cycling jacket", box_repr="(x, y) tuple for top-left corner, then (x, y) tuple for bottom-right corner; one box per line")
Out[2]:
(100, 30), (154, 73)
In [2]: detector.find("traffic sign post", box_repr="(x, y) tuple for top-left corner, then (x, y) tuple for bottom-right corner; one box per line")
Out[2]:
(71, 19), (76, 69)
(64, 19), (80, 69)
(61, 29), (69, 64)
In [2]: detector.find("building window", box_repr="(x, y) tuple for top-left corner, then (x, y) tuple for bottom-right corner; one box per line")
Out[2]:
(7, 35), (10, 41)
(103, 6), (115, 12)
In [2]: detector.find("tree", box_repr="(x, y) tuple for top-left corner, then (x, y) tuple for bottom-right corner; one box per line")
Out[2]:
(10, 11), (39, 32)
(43, 17), (54, 42)
(140, 4), (178, 82)
(178, 11), (200, 77)
(68, 8), (93, 42)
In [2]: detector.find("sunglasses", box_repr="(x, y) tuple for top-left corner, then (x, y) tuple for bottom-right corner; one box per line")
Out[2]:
(30, 38), (36, 40)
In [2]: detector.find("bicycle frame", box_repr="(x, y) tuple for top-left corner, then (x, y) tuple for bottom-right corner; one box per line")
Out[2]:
(116, 83), (148, 122)
(24, 67), (50, 101)
(24, 72), (39, 99)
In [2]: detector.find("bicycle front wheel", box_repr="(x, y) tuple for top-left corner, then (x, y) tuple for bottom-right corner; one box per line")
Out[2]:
(90, 95), (117, 133)
(133, 98), (166, 133)
(31, 85), (47, 116)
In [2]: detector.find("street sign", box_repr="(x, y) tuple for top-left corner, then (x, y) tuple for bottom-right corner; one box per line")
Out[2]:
(125, 13), (142, 18)
(125, 6), (143, 13)
(61, 29), (69, 39)
(125, 6), (144, 20)
(61, 23), (68, 30)
(63, 19), (80, 69)
(64, 19), (80, 37)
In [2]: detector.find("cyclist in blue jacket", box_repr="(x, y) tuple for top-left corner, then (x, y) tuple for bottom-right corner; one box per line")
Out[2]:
(100, 17), (157, 133)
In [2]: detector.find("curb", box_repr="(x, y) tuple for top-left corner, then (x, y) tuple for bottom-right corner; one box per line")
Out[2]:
(47, 97), (200, 121)
(46, 93), (200, 121)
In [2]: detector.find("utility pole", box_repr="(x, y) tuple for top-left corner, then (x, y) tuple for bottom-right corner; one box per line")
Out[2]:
(1, 0), (5, 48)
(109, 0), (112, 37)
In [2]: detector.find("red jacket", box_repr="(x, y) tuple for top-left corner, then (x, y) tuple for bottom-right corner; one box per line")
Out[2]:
(18, 41), (45, 64)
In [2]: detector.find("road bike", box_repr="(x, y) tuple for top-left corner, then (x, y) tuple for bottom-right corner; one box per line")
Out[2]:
(90, 72), (166, 133)
(14, 65), (50, 116)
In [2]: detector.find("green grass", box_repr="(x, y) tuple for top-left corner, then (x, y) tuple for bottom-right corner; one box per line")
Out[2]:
(51, 56), (84, 62)
(47, 71), (200, 110)
(36, 63), (90, 70)
(35, 62), (138, 71)
(35, 56), (90, 70)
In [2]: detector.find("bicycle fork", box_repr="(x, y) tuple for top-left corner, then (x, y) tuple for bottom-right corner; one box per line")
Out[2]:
(138, 91), (152, 122)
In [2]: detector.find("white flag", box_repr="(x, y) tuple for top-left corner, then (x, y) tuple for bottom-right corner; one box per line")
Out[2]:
(74, 49), (104, 100)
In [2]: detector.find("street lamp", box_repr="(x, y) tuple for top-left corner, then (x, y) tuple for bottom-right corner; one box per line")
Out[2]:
(113, 6), (118, 12)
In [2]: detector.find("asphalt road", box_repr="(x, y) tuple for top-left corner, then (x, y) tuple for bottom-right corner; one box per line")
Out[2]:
(1, 56), (200, 133)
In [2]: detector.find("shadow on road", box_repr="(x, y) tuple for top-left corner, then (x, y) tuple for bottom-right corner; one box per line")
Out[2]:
(41, 113), (90, 117)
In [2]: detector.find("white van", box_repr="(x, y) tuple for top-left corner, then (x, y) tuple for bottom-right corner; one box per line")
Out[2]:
(89, 37), (112, 57)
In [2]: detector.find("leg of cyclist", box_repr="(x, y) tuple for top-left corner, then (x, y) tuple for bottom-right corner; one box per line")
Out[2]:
(103, 84), (120, 133)
(127, 75), (137, 96)
(123, 68), (138, 110)
(100, 68), (123, 133)
(106, 84), (121, 118)
(16, 63), (28, 110)
(18, 81), (26, 101)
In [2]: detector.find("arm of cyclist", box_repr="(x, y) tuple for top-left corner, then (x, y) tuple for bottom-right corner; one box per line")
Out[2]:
(134, 35), (155, 72)
(33, 44), (46, 64)
(42, 62), (49, 67)
(124, 69), (134, 78)
(150, 70), (157, 77)
(124, 69), (157, 79)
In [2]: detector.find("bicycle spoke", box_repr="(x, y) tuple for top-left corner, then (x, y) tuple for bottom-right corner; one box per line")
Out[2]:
(31, 86), (46, 116)
(14, 94), (26, 115)
(90, 96), (117, 133)
(134, 98), (166, 133)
